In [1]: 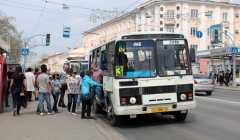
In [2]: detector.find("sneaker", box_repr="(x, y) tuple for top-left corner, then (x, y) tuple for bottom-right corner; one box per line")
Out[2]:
(40, 113), (45, 116)
(72, 112), (77, 116)
(81, 116), (86, 119)
(13, 109), (16, 116)
(48, 111), (54, 115)
(68, 111), (72, 114)
(56, 109), (60, 113)
(77, 106), (81, 109)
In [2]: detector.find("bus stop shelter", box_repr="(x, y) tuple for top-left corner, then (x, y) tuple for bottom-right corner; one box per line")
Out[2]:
(196, 47), (240, 86)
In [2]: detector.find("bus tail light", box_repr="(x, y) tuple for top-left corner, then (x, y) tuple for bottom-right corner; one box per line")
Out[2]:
(194, 80), (197, 84)
(188, 93), (193, 100)
(121, 97), (126, 104)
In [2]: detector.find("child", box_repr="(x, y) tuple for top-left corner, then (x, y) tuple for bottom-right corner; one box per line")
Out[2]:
(51, 72), (62, 113)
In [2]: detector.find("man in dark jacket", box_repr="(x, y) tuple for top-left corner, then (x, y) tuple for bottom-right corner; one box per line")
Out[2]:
(225, 70), (230, 87)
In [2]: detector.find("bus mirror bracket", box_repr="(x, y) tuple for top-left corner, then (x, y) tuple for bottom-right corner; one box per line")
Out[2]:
(190, 48), (196, 63)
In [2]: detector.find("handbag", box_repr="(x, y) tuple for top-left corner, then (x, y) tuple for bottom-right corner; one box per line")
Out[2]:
(80, 93), (90, 101)
(20, 85), (27, 96)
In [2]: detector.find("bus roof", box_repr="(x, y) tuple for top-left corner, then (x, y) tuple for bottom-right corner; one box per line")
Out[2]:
(89, 32), (186, 51)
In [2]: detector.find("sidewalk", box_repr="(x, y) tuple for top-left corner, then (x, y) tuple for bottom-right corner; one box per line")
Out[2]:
(0, 95), (112, 140)
(215, 84), (240, 91)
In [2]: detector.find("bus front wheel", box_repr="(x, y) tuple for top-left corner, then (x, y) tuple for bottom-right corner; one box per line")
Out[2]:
(174, 110), (188, 121)
(107, 100), (121, 126)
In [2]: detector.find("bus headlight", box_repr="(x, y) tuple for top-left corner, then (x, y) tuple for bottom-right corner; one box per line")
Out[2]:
(130, 97), (137, 104)
(180, 94), (186, 101)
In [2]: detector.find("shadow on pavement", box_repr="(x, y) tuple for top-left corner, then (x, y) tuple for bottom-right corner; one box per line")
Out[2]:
(94, 110), (197, 129)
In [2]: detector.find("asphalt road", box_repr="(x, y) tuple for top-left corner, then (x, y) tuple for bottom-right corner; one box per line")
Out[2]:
(93, 89), (240, 140)
(1, 89), (239, 140)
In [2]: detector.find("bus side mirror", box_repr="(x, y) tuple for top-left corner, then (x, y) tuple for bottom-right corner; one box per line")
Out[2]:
(190, 48), (196, 62)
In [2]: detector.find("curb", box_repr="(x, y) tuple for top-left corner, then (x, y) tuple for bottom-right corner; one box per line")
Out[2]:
(215, 87), (240, 91)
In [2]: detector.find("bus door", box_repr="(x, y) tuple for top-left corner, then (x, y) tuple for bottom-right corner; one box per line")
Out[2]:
(101, 44), (113, 92)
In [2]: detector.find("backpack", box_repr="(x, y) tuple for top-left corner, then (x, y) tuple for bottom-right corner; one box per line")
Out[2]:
(35, 72), (42, 87)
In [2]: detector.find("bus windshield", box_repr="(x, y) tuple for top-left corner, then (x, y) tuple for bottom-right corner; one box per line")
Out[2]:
(156, 40), (191, 76)
(115, 40), (156, 78)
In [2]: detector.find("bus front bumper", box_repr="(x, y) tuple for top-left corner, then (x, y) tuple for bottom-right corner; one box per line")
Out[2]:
(113, 100), (196, 116)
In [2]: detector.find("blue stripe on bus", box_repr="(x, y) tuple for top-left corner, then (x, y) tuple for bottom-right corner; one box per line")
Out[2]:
(126, 71), (154, 78)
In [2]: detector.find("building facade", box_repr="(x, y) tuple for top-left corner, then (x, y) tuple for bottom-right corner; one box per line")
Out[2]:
(40, 47), (85, 73)
(83, 0), (240, 73)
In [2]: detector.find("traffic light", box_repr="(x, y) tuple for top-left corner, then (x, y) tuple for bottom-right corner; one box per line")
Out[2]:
(214, 30), (218, 42)
(46, 34), (50, 46)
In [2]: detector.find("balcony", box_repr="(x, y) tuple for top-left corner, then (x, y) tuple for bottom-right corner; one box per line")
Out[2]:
(164, 18), (176, 26)
(222, 21), (229, 28)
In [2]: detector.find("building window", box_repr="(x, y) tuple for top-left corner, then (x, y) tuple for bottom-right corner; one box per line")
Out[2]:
(128, 21), (130, 28)
(166, 26), (174, 33)
(207, 28), (210, 37)
(119, 24), (121, 32)
(207, 11), (213, 20)
(138, 17), (141, 25)
(166, 10), (174, 19)
(124, 23), (126, 30)
(190, 27), (198, 36)
(190, 45), (198, 51)
(191, 9), (198, 19)
(151, 11), (155, 21)
(145, 15), (147, 24)
(223, 13), (228, 21)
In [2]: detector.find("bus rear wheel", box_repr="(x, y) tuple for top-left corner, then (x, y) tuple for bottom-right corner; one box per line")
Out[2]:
(174, 110), (188, 121)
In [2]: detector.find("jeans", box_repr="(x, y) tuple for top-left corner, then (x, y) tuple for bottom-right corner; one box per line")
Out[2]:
(59, 84), (67, 106)
(12, 88), (22, 113)
(91, 86), (105, 103)
(52, 90), (60, 110)
(82, 100), (91, 117)
(67, 94), (78, 113)
(77, 94), (81, 107)
(27, 91), (32, 101)
(38, 92), (52, 113)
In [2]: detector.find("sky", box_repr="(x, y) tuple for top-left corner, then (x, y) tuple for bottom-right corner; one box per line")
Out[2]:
(0, 0), (145, 66)
(0, 0), (239, 66)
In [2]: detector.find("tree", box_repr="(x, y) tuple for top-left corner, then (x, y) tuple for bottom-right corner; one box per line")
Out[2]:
(0, 10), (23, 63)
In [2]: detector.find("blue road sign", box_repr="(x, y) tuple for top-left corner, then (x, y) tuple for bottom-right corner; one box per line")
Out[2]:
(231, 47), (240, 55)
(63, 27), (71, 38)
(21, 48), (30, 56)
(196, 55), (200, 61)
(196, 31), (203, 38)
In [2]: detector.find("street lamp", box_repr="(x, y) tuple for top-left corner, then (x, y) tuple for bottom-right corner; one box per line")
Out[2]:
(63, 4), (69, 10)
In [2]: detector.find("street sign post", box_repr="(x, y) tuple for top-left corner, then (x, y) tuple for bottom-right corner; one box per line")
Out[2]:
(63, 27), (71, 38)
(196, 31), (203, 38)
(21, 48), (30, 56)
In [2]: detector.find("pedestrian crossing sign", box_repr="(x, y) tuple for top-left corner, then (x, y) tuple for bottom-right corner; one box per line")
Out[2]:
(21, 48), (30, 56)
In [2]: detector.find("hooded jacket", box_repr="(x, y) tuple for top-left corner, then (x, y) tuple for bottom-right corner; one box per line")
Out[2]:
(82, 75), (102, 95)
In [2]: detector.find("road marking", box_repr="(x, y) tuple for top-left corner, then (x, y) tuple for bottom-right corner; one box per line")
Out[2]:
(196, 96), (240, 104)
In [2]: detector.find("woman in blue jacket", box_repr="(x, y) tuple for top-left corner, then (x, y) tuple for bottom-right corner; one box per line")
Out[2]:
(81, 70), (102, 119)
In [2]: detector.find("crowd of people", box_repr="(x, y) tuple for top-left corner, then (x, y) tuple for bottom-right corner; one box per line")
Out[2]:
(203, 69), (233, 87)
(6, 63), (103, 119)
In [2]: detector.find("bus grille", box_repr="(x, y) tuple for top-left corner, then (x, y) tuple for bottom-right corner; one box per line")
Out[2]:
(119, 88), (140, 96)
(142, 85), (176, 95)
(119, 81), (138, 86)
(177, 84), (193, 92)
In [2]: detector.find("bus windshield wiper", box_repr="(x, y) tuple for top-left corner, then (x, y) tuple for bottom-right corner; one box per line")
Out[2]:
(132, 68), (151, 81)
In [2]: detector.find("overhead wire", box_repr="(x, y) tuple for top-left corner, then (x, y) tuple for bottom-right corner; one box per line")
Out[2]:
(2, 0), (90, 17)
(31, 1), (47, 36)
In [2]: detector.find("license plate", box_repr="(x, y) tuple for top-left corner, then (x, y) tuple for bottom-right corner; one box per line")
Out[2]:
(201, 81), (209, 85)
(130, 115), (137, 118)
(150, 107), (168, 113)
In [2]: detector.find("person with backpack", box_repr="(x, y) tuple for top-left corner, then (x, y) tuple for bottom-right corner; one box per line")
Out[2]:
(77, 72), (84, 109)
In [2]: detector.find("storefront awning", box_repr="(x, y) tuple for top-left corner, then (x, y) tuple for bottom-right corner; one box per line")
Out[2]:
(196, 47), (240, 58)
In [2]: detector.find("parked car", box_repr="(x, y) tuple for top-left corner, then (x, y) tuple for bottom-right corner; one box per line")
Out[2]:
(193, 74), (215, 95)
